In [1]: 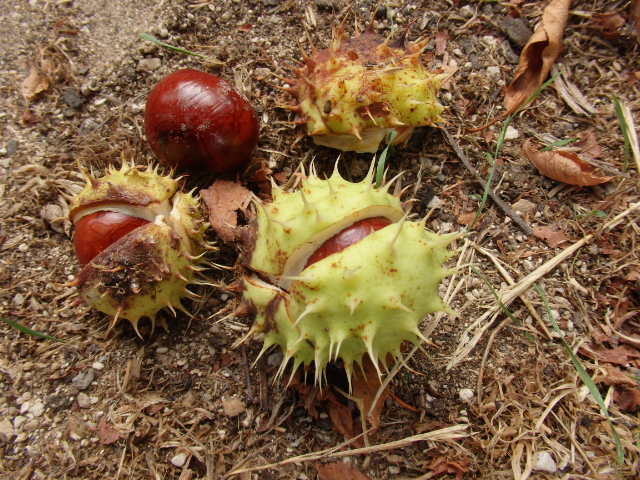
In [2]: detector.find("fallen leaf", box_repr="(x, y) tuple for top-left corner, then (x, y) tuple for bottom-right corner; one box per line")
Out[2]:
(577, 129), (604, 160)
(201, 180), (252, 242)
(316, 462), (372, 480)
(533, 225), (568, 248)
(591, 12), (626, 39)
(624, 268), (640, 282)
(522, 139), (613, 186)
(351, 357), (390, 431)
(326, 394), (356, 439)
(504, 0), (571, 115)
(579, 345), (640, 366)
(96, 418), (122, 445)
(614, 388), (640, 412)
(457, 211), (476, 226)
(427, 456), (471, 480)
(596, 365), (637, 388)
(21, 66), (49, 102)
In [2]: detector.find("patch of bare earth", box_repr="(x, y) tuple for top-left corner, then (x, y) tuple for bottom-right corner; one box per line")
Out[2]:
(1, 1), (638, 479)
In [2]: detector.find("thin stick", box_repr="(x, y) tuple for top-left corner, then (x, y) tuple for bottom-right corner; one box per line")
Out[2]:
(448, 202), (640, 369)
(443, 129), (533, 235)
(225, 425), (468, 476)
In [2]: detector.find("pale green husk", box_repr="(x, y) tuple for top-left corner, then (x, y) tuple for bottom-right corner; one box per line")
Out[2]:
(72, 164), (210, 335)
(244, 167), (457, 385)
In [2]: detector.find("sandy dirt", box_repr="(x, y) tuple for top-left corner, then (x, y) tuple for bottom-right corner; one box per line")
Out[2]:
(1, 1), (639, 479)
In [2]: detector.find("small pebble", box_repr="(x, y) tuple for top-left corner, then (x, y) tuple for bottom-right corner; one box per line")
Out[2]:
(460, 5), (474, 17)
(29, 399), (45, 417)
(91, 361), (104, 371)
(156, 347), (169, 354)
(533, 451), (557, 473)
(13, 416), (27, 430)
(222, 396), (246, 417)
(138, 58), (162, 72)
(170, 452), (188, 467)
(504, 126), (520, 140)
(62, 88), (85, 109)
(72, 368), (95, 390)
(77, 392), (91, 409)
(486, 66), (501, 78)
(459, 388), (474, 403)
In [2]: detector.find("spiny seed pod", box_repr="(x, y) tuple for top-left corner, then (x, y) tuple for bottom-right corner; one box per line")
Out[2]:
(70, 163), (213, 336)
(242, 164), (457, 386)
(285, 30), (445, 153)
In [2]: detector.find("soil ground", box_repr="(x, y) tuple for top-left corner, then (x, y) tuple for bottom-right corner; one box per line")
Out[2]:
(1, 1), (639, 479)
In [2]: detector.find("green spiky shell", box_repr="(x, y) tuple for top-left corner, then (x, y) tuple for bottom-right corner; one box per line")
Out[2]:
(71, 164), (210, 335)
(243, 167), (456, 385)
(291, 31), (445, 153)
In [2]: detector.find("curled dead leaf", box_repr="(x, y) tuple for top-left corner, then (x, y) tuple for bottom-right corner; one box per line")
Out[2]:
(504, 0), (571, 115)
(201, 180), (252, 243)
(96, 418), (122, 445)
(21, 66), (49, 102)
(522, 139), (613, 186)
(591, 12), (626, 39)
(533, 225), (569, 248)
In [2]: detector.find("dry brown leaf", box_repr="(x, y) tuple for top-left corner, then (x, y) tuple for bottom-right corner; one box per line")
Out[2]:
(201, 180), (252, 243)
(614, 388), (640, 412)
(504, 0), (571, 115)
(522, 139), (613, 186)
(316, 462), (372, 480)
(21, 66), (49, 102)
(533, 225), (569, 247)
(579, 345), (640, 366)
(577, 129), (603, 160)
(596, 365), (637, 388)
(427, 456), (471, 480)
(96, 418), (122, 445)
(352, 357), (389, 431)
(591, 13), (626, 39)
(326, 394), (355, 439)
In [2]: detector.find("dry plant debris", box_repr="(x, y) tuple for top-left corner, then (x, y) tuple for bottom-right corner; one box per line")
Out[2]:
(522, 139), (614, 186)
(504, 0), (571, 115)
(1, 0), (639, 479)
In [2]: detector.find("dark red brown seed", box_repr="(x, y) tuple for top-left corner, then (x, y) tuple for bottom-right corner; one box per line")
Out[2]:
(305, 217), (391, 268)
(145, 69), (259, 174)
(73, 211), (149, 265)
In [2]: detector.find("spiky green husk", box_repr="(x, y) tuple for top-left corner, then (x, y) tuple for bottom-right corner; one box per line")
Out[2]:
(71, 163), (210, 335)
(243, 167), (456, 385)
(291, 31), (445, 153)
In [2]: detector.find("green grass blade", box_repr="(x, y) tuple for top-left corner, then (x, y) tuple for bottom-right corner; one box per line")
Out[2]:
(613, 97), (632, 169)
(1, 316), (64, 342)
(139, 33), (208, 60)
(535, 283), (624, 464)
(375, 130), (398, 188)
(542, 137), (578, 151)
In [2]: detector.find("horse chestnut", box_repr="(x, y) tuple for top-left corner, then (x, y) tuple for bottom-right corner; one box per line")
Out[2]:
(70, 163), (212, 335)
(145, 69), (259, 174)
(305, 217), (391, 267)
(74, 211), (149, 265)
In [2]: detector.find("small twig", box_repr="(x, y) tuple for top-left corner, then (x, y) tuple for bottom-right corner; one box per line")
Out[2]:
(443, 129), (533, 236)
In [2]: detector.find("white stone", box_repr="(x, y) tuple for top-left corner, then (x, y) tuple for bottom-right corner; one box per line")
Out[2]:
(91, 361), (104, 371)
(28, 399), (44, 417)
(0, 418), (14, 440)
(504, 126), (520, 140)
(533, 451), (557, 473)
(170, 452), (188, 467)
(486, 66), (501, 78)
(458, 388), (474, 403)
(482, 35), (498, 47)
(13, 416), (27, 430)
(77, 392), (91, 409)
(460, 5), (474, 18)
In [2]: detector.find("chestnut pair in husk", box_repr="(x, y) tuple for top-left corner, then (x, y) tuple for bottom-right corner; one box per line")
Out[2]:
(71, 30), (455, 384)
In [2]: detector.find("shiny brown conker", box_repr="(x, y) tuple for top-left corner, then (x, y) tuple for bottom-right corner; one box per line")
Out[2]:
(305, 217), (391, 267)
(144, 69), (259, 174)
(73, 211), (149, 265)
